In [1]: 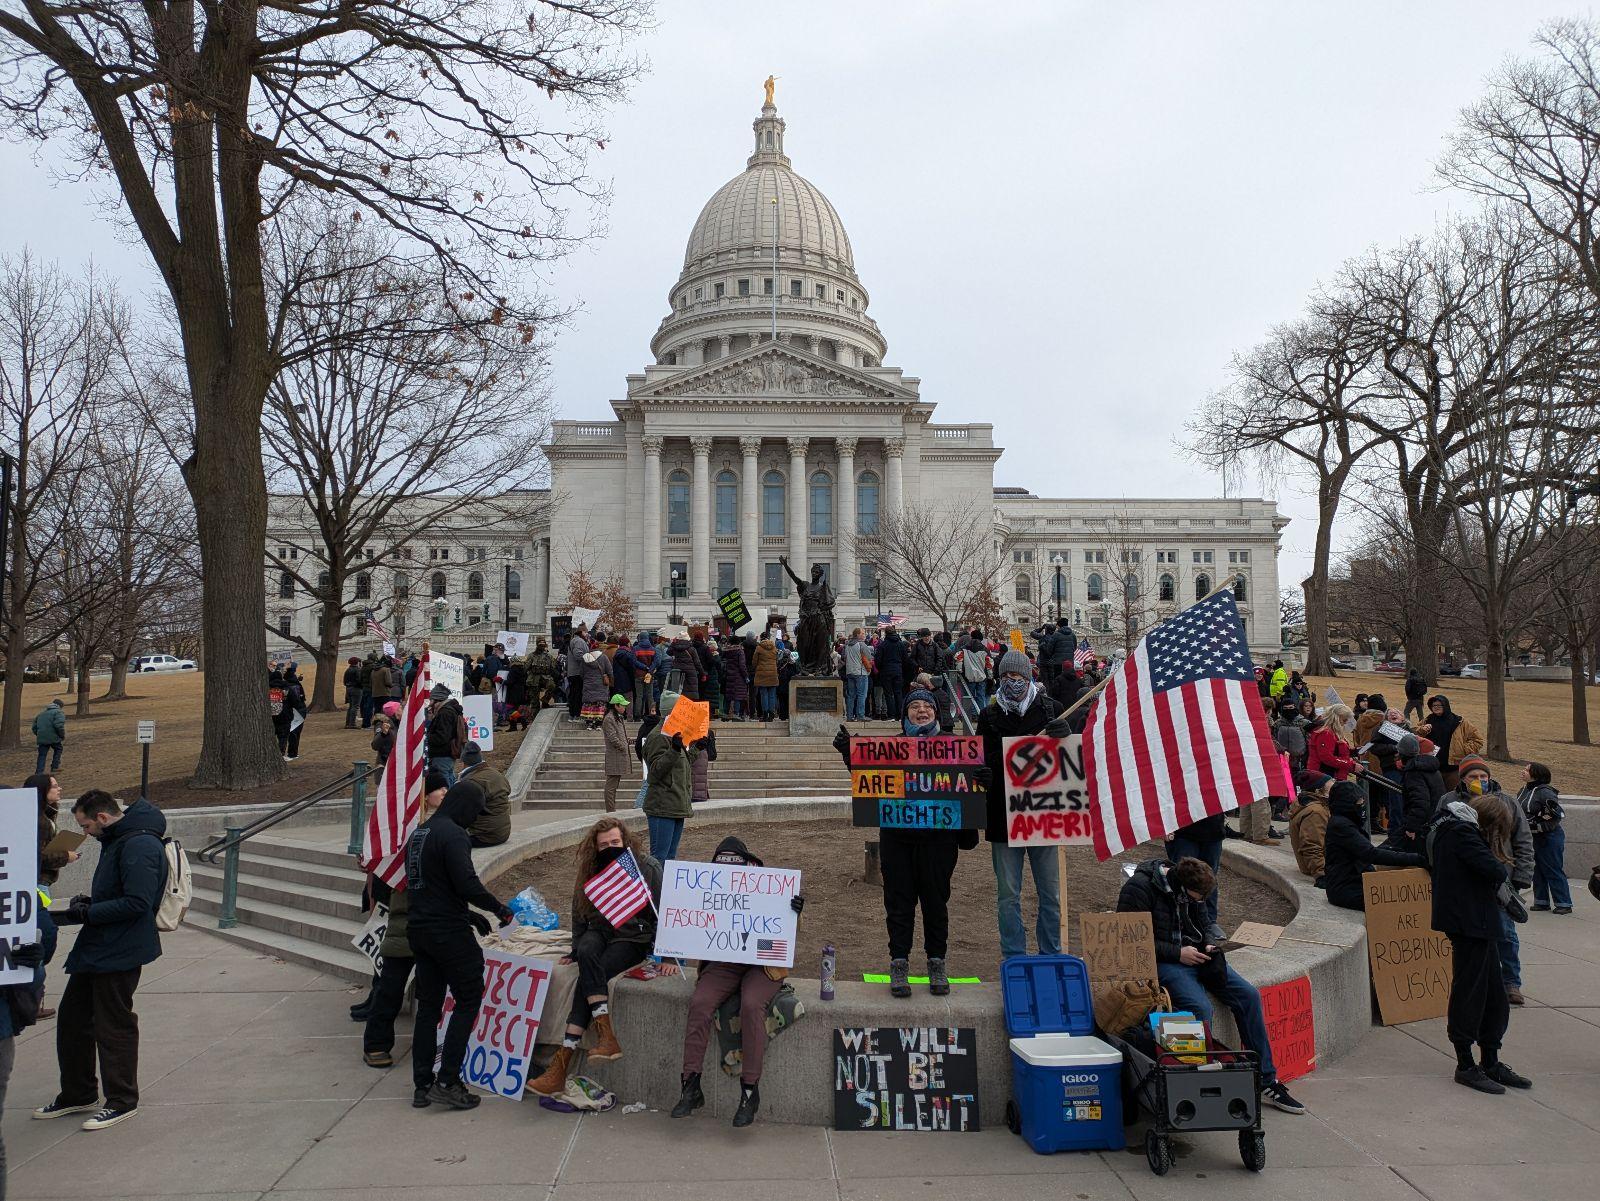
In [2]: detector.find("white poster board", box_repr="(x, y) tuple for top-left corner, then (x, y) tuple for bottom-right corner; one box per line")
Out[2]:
(733, 606), (768, 637)
(653, 859), (802, 968)
(435, 947), (554, 1100)
(429, 653), (465, 699)
(0, 787), (40, 984)
(1378, 720), (1410, 743)
(462, 694), (495, 752)
(496, 630), (529, 657)
(569, 607), (602, 632)
(1001, 734), (1093, 846)
(382, 641), (396, 658)
(351, 902), (389, 973)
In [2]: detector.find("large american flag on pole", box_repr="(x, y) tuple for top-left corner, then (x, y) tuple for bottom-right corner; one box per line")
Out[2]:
(364, 608), (390, 641)
(582, 849), (653, 928)
(1073, 638), (1093, 671)
(361, 649), (429, 886)
(1083, 592), (1277, 861)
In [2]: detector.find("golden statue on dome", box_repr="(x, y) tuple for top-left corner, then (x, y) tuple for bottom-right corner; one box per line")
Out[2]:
(763, 75), (777, 106)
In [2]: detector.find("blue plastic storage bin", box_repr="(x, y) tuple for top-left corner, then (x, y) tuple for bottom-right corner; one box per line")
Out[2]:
(1001, 954), (1126, 1154)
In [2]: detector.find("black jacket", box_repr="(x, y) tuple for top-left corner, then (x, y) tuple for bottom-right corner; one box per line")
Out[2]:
(1404, 673), (1426, 701)
(425, 699), (465, 758)
(877, 633), (908, 679)
(1116, 859), (1214, 964)
(64, 798), (168, 975)
(404, 782), (511, 935)
(976, 691), (1062, 841)
(1400, 755), (1445, 838)
(1428, 805), (1508, 939)
(1323, 785), (1425, 909)
(570, 851), (663, 949)
(908, 638), (942, 677)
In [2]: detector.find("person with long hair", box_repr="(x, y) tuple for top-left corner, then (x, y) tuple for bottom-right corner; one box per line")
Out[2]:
(1306, 704), (1362, 782)
(529, 817), (663, 1098)
(1518, 762), (1571, 914)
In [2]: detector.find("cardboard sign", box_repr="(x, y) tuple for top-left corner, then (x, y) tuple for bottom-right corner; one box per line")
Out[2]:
(1001, 734), (1092, 845)
(1230, 921), (1284, 949)
(351, 903), (389, 973)
(462, 694), (494, 752)
(496, 630), (529, 657)
(653, 859), (802, 967)
(716, 588), (752, 632)
(429, 653), (465, 699)
(1377, 720), (1409, 743)
(435, 948), (554, 1100)
(1079, 912), (1159, 1001)
(0, 788), (39, 985)
(848, 735), (986, 830)
(1363, 867), (1452, 1025)
(660, 696), (710, 744)
(834, 1027), (980, 1132)
(1260, 975), (1316, 1083)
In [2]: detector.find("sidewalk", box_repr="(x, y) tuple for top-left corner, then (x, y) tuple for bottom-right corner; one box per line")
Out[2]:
(4, 887), (1596, 1201)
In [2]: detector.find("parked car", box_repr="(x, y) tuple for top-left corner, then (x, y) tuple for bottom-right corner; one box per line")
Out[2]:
(1460, 663), (1487, 679)
(1438, 662), (1462, 677)
(131, 653), (197, 673)
(1329, 656), (1356, 670)
(1373, 660), (1407, 674)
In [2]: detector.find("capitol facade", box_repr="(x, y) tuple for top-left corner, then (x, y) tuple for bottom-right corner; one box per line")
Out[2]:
(265, 98), (1286, 659)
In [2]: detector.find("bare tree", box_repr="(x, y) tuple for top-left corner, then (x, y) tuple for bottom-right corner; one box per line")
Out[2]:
(1280, 588), (1306, 645)
(852, 505), (1015, 634)
(1081, 515), (1166, 656)
(0, 2), (648, 788)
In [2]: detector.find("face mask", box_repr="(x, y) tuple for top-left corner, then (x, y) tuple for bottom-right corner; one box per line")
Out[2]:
(998, 676), (1030, 702)
(1465, 778), (1488, 796)
(596, 845), (626, 867)
(713, 851), (749, 866)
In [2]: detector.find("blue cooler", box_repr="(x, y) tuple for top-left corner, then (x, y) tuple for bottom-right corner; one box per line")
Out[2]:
(1001, 954), (1125, 1154)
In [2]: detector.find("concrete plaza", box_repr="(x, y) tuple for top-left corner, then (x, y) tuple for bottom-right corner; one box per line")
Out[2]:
(4, 887), (1597, 1201)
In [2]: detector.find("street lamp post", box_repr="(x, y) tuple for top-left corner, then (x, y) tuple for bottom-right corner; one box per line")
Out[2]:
(1050, 553), (1064, 625)
(670, 569), (684, 625)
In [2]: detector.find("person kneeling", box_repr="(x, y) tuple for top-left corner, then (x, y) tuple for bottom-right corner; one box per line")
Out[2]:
(530, 818), (662, 1097)
(1117, 856), (1306, 1115)
(671, 837), (803, 1128)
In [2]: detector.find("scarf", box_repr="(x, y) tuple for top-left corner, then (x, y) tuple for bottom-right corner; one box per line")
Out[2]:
(996, 678), (1037, 716)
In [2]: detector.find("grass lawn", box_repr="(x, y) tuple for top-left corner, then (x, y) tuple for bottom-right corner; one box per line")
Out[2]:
(0, 667), (527, 808)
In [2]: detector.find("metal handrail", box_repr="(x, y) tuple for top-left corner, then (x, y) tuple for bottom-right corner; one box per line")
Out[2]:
(197, 763), (376, 864)
(942, 670), (979, 736)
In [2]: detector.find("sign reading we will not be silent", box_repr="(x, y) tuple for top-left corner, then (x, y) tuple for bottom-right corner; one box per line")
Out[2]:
(0, 787), (40, 985)
(834, 1027), (980, 1133)
(654, 859), (802, 968)
(849, 735), (985, 831)
(1001, 734), (1094, 846)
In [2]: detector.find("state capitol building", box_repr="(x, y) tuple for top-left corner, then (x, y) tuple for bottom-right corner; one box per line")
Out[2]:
(265, 96), (1286, 659)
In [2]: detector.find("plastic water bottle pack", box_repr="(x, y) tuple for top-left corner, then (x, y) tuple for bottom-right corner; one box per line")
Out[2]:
(508, 885), (560, 930)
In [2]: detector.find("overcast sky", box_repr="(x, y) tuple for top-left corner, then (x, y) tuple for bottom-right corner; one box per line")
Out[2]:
(0, 1), (1586, 589)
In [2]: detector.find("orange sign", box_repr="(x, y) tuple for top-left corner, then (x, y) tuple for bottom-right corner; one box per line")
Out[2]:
(660, 696), (710, 744)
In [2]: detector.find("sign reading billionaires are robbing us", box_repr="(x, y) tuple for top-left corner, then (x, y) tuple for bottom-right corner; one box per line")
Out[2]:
(849, 735), (985, 830)
(654, 860), (802, 968)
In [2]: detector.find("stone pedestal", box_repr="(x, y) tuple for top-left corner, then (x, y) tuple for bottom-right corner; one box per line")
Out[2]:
(787, 677), (842, 737)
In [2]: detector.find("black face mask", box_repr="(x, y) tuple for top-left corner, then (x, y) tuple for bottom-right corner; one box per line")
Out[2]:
(596, 845), (626, 867)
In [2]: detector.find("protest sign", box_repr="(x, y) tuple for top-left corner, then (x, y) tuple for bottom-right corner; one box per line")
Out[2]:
(381, 641), (396, 658)
(660, 696), (711, 744)
(550, 614), (572, 648)
(1378, 720), (1409, 743)
(1008, 629), (1025, 653)
(716, 588), (752, 632)
(654, 859), (802, 967)
(1323, 685), (1343, 707)
(1001, 734), (1092, 846)
(496, 630), (529, 657)
(1079, 911), (1158, 1028)
(429, 652), (465, 699)
(848, 735), (985, 830)
(351, 903), (389, 973)
(1260, 975), (1316, 1082)
(0, 788), (39, 984)
(1230, 921), (1284, 949)
(833, 1027), (980, 1132)
(1363, 867), (1452, 1024)
(570, 606), (602, 632)
(462, 695), (494, 752)
(435, 947), (554, 1100)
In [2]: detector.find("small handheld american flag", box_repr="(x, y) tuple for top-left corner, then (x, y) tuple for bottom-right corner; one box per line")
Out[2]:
(365, 609), (390, 641)
(1073, 638), (1092, 671)
(583, 849), (653, 928)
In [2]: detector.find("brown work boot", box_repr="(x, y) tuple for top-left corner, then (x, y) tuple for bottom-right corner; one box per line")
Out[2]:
(1506, 986), (1525, 1006)
(528, 1046), (574, 1097)
(590, 1012), (623, 1060)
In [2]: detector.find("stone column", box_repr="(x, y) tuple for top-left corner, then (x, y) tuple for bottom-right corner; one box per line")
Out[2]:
(836, 438), (858, 599)
(740, 437), (761, 597)
(531, 538), (550, 628)
(885, 438), (905, 517)
(719, 335), (732, 359)
(787, 436), (809, 584)
(807, 336), (820, 355)
(641, 436), (663, 602)
(690, 436), (713, 602)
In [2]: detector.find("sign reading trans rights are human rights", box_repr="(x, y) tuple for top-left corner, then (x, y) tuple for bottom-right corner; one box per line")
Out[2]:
(848, 735), (985, 830)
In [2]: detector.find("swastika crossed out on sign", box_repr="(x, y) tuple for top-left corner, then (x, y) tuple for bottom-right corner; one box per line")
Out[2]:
(1004, 737), (1058, 790)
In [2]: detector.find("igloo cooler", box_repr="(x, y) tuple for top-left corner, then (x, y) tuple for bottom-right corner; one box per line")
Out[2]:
(1001, 954), (1126, 1154)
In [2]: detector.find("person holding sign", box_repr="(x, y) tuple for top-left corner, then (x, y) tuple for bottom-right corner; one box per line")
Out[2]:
(1322, 782), (1425, 911)
(671, 836), (805, 1129)
(644, 694), (702, 862)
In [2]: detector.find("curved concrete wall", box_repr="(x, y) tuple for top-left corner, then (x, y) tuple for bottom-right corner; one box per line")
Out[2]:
(482, 797), (1374, 1125)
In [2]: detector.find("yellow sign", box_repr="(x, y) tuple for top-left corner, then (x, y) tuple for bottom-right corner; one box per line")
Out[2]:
(1008, 629), (1025, 653)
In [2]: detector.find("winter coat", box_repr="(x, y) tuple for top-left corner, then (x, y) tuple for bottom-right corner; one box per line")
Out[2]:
(1404, 672), (1426, 702)
(602, 708), (631, 777)
(1288, 792), (1330, 879)
(670, 643), (701, 700)
(976, 691), (1063, 842)
(752, 640), (779, 688)
(371, 726), (395, 767)
(843, 637), (873, 678)
(465, 763), (512, 846)
(0, 906), (55, 1040)
(1323, 785), (1425, 909)
(566, 634), (589, 678)
(38, 803), (69, 888)
(1116, 859), (1217, 965)
(691, 729), (718, 802)
(1428, 803), (1508, 940)
(580, 650), (613, 706)
(1399, 754), (1445, 839)
(876, 632), (908, 679)
(505, 662), (529, 707)
(32, 702), (65, 746)
(425, 700), (466, 759)
(571, 851), (662, 949)
(611, 646), (638, 698)
(63, 798), (168, 975)
(376, 884), (411, 962)
(1306, 726), (1359, 781)
(526, 651), (559, 689)
(643, 730), (698, 820)
(722, 646), (750, 705)
(1516, 783), (1564, 835)
(370, 662), (393, 699)
(342, 664), (362, 703)
(404, 782), (511, 936)
(1436, 786), (1532, 890)
(909, 638), (942, 677)
(1268, 666), (1288, 697)
(1445, 718), (1484, 770)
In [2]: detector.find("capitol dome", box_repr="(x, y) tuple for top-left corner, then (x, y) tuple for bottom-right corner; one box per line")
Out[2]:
(681, 153), (854, 277)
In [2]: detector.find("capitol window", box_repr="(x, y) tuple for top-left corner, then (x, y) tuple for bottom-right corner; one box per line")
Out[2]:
(1086, 572), (1104, 602)
(715, 471), (738, 534)
(762, 471), (785, 535)
(790, 279), (802, 298)
(763, 277), (774, 296)
(738, 279), (750, 297)
(1234, 575), (1249, 602)
(1015, 575), (1031, 603)
(1195, 573), (1211, 600)
(667, 470), (690, 536)
(815, 283), (825, 299)
(355, 572), (371, 600)
(809, 471), (834, 536)
(431, 571), (447, 600)
(276, 613), (292, 637)
(277, 572), (294, 600)
(1159, 573), (1175, 602)
(694, 286), (703, 301)
(507, 570), (521, 600)
(857, 471), (880, 534)
(715, 282), (725, 299)
(836, 288), (845, 302)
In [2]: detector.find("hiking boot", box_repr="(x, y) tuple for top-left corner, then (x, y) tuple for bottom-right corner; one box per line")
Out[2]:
(732, 1083), (761, 1128)
(1454, 1066), (1505, 1094)
(889, 958), (911, 998)
(428, 1079), (480, 1110)
(36, 1006), (55, 1020)
(670, 1072), (705, 1118)
(32, 1100), (97, 1120)
(412, 1086), (433, 1109)
(529, 1046), (575, 1097)
(1554, 906), (1573, 915)
(1506, 986), (1525, 1006)
(589, 1013), (623, 1060)
(1531, 903), (1551, 912)
(81, 1106), (138, 1131)
(363, 1049), (393, 1069)
(1485, 1061), (1532, 1089)
(927, 957), (950, 996)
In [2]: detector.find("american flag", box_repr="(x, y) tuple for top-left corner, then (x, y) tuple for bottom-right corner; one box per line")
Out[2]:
(1082, 592), (1278, 861)
(364, 609), (390, 641)
(582, 849), (653, 928)
(756, 938), (788, 962)
(874, 612), (906, 629)
(1073, 638), (1093, 671)
(361, 648), (429, 886)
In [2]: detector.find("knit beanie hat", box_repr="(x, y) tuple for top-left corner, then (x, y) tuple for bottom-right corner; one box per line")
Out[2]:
(1456, 754), (1490, 778)
(430, 682), (451, 701)
(997, 649), (1032, 678)
(1395, 733), (1420, 759)
(903, 688), (938, 714)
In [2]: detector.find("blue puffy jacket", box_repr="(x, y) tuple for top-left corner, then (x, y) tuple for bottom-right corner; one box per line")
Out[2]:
(64, 798), (167, 975)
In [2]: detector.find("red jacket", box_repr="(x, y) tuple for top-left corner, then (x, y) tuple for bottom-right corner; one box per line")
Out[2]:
(1307, 727), (1358, 781)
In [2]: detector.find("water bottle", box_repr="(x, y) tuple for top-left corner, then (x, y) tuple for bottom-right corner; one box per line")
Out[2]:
(508, 885), (560, 931)
(820, 942), (836, 1001)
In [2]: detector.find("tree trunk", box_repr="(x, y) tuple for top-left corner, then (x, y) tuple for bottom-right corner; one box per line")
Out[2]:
(1570, 619), (1590, 746)
(1, 637), (26, 752)
(1302, 479), (1343, 677)
(75, 658), (93, 718)
(1402, 507), (1447, 688)
(1483, 595), (1509, 761)
(311, 641), (339, 713)
(105, 654), (130, 702)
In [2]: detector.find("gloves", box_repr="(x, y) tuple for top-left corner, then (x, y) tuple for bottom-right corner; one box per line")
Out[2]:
(790, 895), (805, 914)
(53, 903), (87, 927)
(1043, 717), (1073, 739)
(9, 943), (44, 968)
(69, 894), (90, 909)
(832, 725), (850, 756)
(973, 765), (993, 791)
(670, 732), (684, 751)
(498, 907), (515, 927)
(468, 912), (493, 937)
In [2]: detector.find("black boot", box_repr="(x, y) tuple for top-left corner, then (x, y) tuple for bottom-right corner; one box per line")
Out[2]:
(732, 1082), (760, 1128)
(670, 1072), (704, 1118)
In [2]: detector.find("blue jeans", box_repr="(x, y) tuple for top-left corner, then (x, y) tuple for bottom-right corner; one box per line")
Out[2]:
(648, 815), (684, 862)
(990, 842), (1061, 957)
(1158, 960), (1277, 1080)
(1532, 829), (1573, 909)
(429, 756), (457, 787)
(1163, 833), (1222, 928)
(757, 686), (777, 716)
(844, 675), (869, 720)
(967, 682), (988, 711)
(35, 743), (61, 774)
(1498, 906), (1522, 988)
